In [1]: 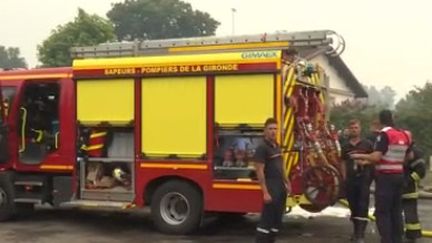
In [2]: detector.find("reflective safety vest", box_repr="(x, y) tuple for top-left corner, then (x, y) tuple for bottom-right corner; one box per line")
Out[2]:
(376, 127), (411, 174)
(81, 129), (107, 157)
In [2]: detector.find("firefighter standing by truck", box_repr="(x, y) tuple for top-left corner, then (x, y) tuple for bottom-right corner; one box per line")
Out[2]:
(350, 110), (413, 243)
(403, 144), (426, 243)
(253, 118), (291, 243)
(341, 119), (374, 243)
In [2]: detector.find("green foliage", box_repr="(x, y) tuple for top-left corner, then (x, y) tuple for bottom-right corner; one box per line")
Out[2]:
(396, 82), (432, 157)
(329, 100), (384, 137)
(330, 82), (432, 160)
(37, 8), (115, 67)
(0, 46), (27, 69)
(107, 0), (220, 41)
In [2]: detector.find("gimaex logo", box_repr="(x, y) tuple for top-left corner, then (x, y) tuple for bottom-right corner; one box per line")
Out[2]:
(241, 51), (278, 59)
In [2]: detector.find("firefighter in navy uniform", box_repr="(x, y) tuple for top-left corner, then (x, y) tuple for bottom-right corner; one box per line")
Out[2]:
(402, 144), (426, 242)
(350, 110), (413, 243)
(253, 118), (290, 243)
(341, 119), (374, 243)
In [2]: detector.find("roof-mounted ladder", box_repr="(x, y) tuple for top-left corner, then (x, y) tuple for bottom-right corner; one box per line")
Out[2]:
(70, 30), (345, 59)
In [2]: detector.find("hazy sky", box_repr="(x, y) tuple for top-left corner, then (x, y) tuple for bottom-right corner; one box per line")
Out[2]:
(1, 0), (431, 99)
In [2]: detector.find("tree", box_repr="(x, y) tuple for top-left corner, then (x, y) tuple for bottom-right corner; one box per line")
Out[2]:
(107, 0), (220, 41)
(396, 82), (432, 159)
(0, 46), (27, 69)
(330, 83), (432, 164)
(329, 100), (383, 137)
(37, 9), (116, 67)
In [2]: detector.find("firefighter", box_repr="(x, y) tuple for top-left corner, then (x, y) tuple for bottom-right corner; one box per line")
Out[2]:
(350, 109), (413, 243)
(253, 118), (290, 243)
(402, 144), (426, 242)
(341, 119), (374, 243)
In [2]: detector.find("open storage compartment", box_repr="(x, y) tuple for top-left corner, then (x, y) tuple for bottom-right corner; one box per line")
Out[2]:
(213, 126), (262, 180)
(78, 126), (135, 201)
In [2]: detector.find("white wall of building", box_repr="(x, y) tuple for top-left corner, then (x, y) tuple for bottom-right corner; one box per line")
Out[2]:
(310, 55), (356, 105)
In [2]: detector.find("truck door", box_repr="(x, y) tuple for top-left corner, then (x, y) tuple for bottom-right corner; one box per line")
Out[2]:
(17, 81), (60, 165)
(0, 86), (17, 164)
(0, 88), (9, 163)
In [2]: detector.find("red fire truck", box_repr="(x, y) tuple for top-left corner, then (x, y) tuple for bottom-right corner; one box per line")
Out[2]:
(0, 30), (345, 234)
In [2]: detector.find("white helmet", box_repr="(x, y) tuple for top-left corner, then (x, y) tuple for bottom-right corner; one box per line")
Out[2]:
(112, 167), (126, 181)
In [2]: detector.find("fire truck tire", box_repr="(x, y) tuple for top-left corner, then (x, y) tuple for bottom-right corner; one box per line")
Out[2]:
(0, 172), (16, 221)
(151, 180), (203, 234)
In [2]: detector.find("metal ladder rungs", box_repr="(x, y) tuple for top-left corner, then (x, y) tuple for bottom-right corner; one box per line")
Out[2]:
(71, 30), (340, 58)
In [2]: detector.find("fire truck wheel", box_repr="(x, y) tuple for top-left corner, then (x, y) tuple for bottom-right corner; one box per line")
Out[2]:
(151, 180), (203, 234)
(0, 172), (16, 221)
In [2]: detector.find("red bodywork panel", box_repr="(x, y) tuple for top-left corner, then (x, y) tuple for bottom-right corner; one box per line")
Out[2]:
(0, 66), (269, 213)
(0, 67), (76, 174)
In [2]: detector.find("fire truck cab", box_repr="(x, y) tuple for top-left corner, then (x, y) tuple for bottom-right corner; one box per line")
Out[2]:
(0, 30), (345, 234)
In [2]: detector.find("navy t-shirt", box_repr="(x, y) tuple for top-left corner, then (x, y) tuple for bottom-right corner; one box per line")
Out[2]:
(253, 139), (284, 181)
(341, 139), (374, 177)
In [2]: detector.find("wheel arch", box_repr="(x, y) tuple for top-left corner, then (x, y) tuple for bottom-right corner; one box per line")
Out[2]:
(143, 175), (204, 206)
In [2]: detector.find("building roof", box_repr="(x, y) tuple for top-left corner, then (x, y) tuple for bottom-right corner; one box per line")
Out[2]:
(299, 47), (368, 98)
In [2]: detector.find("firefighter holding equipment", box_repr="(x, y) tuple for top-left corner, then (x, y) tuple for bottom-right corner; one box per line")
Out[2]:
(341, 119), (374, 243)
(403, 144), (426, 242)
(350, 110), (413, 243)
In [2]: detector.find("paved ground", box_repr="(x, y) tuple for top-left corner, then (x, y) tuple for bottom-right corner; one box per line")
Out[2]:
(1, 199), (431, 243)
